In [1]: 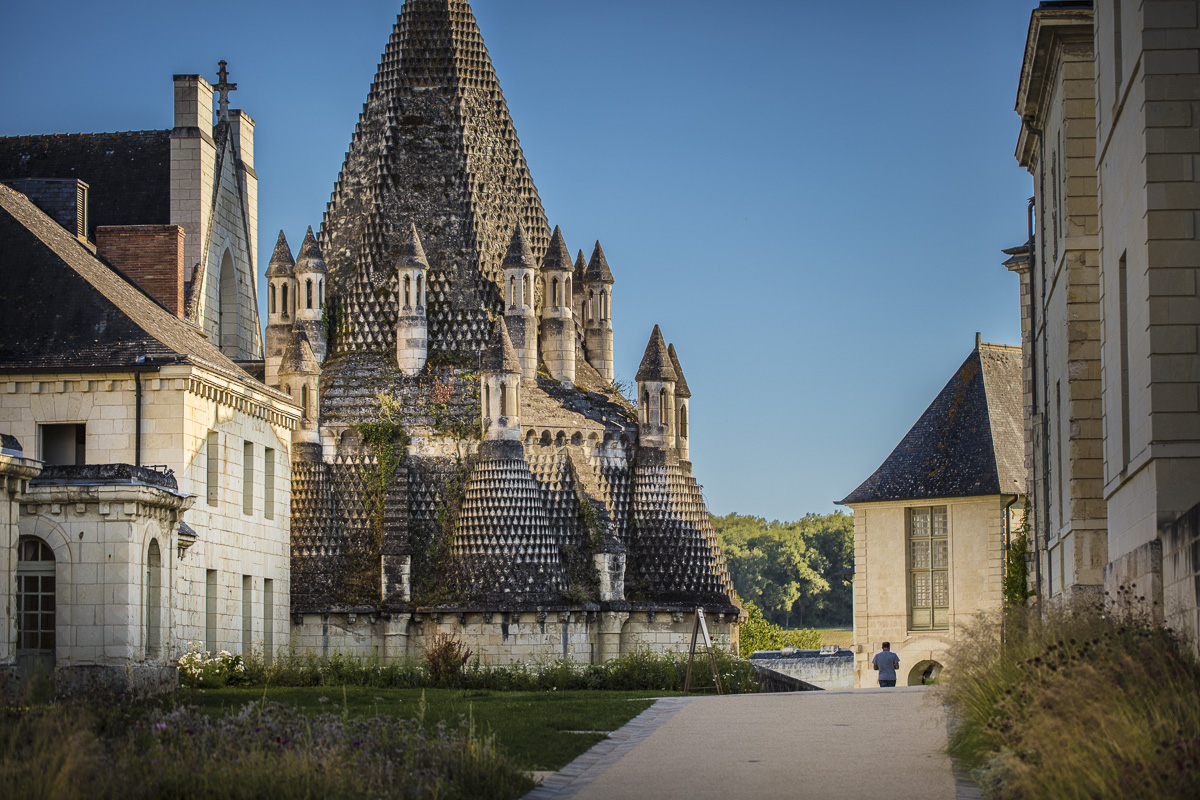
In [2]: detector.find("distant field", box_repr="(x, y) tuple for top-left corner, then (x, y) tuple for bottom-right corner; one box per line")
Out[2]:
(813, 628), (853, 647)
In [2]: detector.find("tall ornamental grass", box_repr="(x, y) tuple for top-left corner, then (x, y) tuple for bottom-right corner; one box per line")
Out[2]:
(943, 596), (1200, 799)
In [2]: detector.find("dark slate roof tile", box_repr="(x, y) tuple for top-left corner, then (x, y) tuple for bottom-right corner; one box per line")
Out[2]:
(636, 325), (677, 382)
(667, 343), (691, 398)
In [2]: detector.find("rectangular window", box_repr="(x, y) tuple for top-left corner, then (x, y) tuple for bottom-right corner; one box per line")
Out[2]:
(1118, 252), (1131, 469)
(1056, 381), (1064, 528)
(206, 431), (219, 506)
(241, 575), (253, 655)
(263, 578), (274, 664)
(242, 441), (254, 515)
(1113, 0), (1123, 92)
(205, 570), (217, 654)
(908, 507), (949, 631)
(41, 423), (85, 466)
(264, 448), (275, 520)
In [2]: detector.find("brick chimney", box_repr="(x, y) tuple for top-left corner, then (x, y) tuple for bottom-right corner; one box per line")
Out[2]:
(95, 225), (186, 317)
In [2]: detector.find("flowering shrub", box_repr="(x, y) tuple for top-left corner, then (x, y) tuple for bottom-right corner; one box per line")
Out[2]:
(176, 643), (248, 688)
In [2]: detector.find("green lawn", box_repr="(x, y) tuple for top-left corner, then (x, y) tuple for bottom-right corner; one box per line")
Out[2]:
(173, 687), (665, 771)
(813, 628), (853, 647)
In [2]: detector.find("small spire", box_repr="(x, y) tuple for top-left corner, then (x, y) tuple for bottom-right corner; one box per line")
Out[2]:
(396, 222), (429, 269)
(295, 226), (327, 273)
(214, 60), (237, 122)
(636, 325), (677, 382)
(585, 240), (615, 284)
(573, 249), (587, 290)
(502, 221), (535, 269)
(541, 225), (572, 272)
(266, 230), (295, 276)
(480, 317), (522, 373)
(667, 344), (691, 399)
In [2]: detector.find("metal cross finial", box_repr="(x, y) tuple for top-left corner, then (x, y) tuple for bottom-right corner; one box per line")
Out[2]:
(214, 60), (238, 122)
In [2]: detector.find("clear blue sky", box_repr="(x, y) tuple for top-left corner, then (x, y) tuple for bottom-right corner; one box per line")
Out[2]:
(1, 0), (1038, 522)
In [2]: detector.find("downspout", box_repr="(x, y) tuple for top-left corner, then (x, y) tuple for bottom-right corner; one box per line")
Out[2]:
(134, 369), (143, 467)
(1023, 116), (1046, 608)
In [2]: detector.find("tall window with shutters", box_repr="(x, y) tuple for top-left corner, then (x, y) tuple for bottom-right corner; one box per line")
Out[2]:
(908, 506), (949, 630)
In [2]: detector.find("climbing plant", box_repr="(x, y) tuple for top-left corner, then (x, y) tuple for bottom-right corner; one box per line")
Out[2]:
(341, 391), (409, 606)
(561, 476), (604, 604)
(1003, 503), (1034, 609)
(421, 372), (482, 444)
(412, 454), (474, 606)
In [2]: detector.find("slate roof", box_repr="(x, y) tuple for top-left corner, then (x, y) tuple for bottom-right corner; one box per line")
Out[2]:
(0, 131), (170, 238)
(396, 223), (429, 270)
(636, 325), (677, 382)
(266, 231), (295, 277)
(584, 241), (614, 284)
(541, 226), (571, 272)
(839, 344), (1026, 504)
(502, 222), (535, 270)
(667, 344), (691, 398)
(0, 183), (263, 387)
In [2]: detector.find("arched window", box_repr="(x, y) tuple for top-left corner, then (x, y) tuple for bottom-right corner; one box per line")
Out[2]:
(565, 277), (571, 298)
(523, 274), (531, 307)
(281, 283), (289, 318)
(509, 277), (516, 307)
(319, 279), (324, 307)
(218, 250), (237, 351)
(642, 390), (650, 424)
(483, 383), (490, 417)
(660, 389), (669, 429)
(499, 380), (508, 417)
(269, 284), (276, 314)
(301, 384), (309, 420)
(404, 275), (412, 307)
(284, 384), (291, 398)
(552, 278), (560, 307)
(588, 290), (595, 321)
(680, 404), (688, 439)
(16, 536), (55, 674)
(146, 539), (162, 658)
(306, 279), (314, 310)
(601, 291), (609, 320)
(416, 275), (423, 307)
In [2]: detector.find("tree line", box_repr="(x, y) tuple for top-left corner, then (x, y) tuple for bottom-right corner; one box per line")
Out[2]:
(712, 511), (854, 629)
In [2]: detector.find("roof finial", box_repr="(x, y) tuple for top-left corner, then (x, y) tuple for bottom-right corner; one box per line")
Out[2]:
(215, 60), (238, 122)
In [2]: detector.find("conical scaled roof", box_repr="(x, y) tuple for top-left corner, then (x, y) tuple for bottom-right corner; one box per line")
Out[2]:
(667, 344), (691, 398)
(295, 227), (326, 273)
(480, 317), (521, 373)
(573, 250), (587, 291)
(266, 231), (295, 277)
(280, 326), (320, 375)
(541, 226), (571, 273)
(585, 241), (615, 284)
(636, 325), (677, 382)
(319, 0), (550, 357)
(502, 222), (535, 269)
(396, 222), (429, 270)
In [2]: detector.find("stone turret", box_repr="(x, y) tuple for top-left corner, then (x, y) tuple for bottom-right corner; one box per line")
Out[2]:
(635, 325), (677, 450)
(501, 223), (538, 384)
(264, 231), (295, 388)
(540, 226), (575, 386)
(479, 317), (523, 451)
(279, 322), (321, 445)
(293, 227), (327, 365)
(668, 343), (692, 471)
(584, 241), (615, 383)
(395, 223), (429, 376)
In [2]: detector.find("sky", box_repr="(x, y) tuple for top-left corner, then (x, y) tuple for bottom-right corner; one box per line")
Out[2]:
(1, 0), (1040, 522)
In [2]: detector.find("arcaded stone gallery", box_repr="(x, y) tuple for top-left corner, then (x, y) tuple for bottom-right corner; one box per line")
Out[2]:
(0, 0), (739, 689)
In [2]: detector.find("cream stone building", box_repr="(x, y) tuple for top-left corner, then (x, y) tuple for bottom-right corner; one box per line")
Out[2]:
(0, 68), (300, 692)
(1003, 1), (1200, 648)
(840, 342), (1026, 687)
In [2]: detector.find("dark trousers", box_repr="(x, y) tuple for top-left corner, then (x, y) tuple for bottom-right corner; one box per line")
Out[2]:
(879, 679), (896, 687)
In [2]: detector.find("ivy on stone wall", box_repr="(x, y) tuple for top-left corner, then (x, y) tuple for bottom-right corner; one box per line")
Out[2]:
(1004, 503), (1034, 609)
(561, 465), (604, 604)
(412, 454), (474, 606)
(342, 392), (409, 607)
(421, 372), (482, 443)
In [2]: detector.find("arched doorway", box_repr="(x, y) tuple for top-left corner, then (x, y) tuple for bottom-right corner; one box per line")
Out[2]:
(907, 660), (943, 686)
(16, 536), (56, 677)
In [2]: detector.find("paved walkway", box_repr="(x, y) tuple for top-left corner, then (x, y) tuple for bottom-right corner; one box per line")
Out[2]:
(526, 686), (979, 800)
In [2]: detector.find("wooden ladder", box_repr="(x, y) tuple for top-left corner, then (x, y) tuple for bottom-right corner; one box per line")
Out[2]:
(683, 608), (724, 696)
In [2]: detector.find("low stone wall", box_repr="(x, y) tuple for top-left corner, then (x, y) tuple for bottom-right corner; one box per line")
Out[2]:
(748, 648), (856, 690)
(0, 663), (178, 699)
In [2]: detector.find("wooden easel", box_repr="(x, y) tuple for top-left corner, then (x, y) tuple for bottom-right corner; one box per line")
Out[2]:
(683, 608), (723, 696)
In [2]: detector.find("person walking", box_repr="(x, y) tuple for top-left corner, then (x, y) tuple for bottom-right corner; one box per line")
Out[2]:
(872, 642), (900, 687)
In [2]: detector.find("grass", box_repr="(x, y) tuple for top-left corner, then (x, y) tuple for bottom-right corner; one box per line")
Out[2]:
(176, 686), (663, 771)
(813, 628), (853, 648)
(942, 596), (1200, 799)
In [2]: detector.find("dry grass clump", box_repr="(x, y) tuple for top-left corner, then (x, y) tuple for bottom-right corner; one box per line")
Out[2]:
(0, 698), (533, 800)
(943, 596), (1200, 799)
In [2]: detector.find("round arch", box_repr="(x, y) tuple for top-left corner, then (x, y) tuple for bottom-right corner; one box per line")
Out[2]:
(907, 660), (943, 686)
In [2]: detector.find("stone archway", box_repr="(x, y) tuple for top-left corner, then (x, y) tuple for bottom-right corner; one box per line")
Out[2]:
(908, 659), (943, 686)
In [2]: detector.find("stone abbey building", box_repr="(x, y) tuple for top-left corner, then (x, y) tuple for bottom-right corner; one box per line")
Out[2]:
(0, 0), (738, 688)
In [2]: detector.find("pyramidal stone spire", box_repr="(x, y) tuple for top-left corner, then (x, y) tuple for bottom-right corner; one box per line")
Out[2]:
(320, 0), (551, 359)
(295, 227), (326, 273)
(667, 344), (691, 398)
(481, 317), (522, 373)
(503, 222), (535, 269)
(636, 325), (677, 382)
(541, 226), (571, 272)
(266, 230), (295, 276)
(573, 249), (587, 289)
(397, 222), (429, 269)
(585, 241), (615, 284)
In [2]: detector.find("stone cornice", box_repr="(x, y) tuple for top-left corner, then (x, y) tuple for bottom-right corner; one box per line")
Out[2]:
(1015, 6), (1095, 168)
